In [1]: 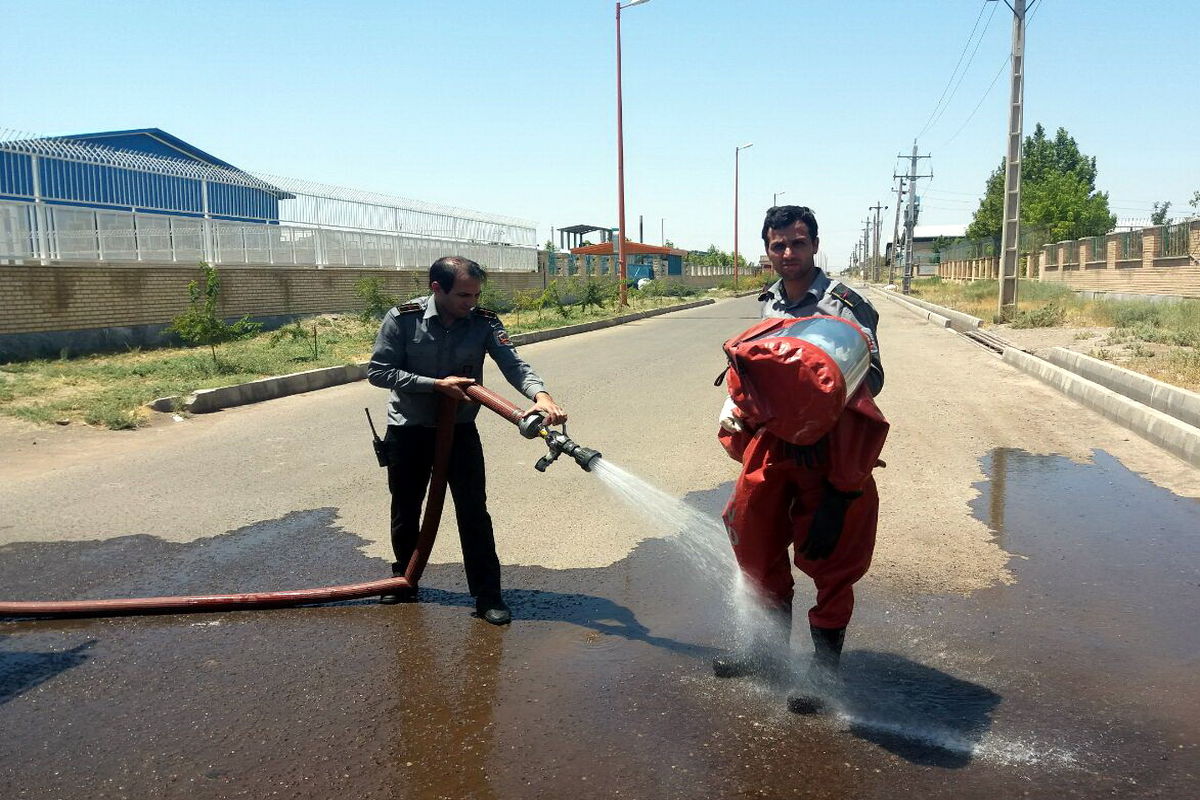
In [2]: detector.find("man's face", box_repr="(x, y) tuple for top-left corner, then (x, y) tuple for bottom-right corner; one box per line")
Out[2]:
(432, 274), (483, 320)
(765, 220), (819, 282)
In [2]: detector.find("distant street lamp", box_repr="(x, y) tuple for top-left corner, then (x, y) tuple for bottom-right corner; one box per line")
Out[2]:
(734, 142), (753, 290)
(774, 190), (786, 206)
(616, 0), (651, 306)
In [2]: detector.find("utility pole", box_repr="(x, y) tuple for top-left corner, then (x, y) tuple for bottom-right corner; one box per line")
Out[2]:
(869, 201), (887, 283)
(861, 220), (872, 282)
(993, 0), (1027, 317)
(889, 177), (906, 284)
(898, 141), (933, 294)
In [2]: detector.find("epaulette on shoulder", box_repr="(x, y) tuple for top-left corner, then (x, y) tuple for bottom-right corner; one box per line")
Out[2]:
(395, 302), (423, 314)
(828, 282), (863, 309)
(473, 306), (500, 319)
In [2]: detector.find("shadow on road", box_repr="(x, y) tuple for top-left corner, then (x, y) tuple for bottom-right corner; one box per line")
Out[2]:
(0, 637), (96, 705)
(838, 650), (1002, 768)
(409, 585), (718, 660)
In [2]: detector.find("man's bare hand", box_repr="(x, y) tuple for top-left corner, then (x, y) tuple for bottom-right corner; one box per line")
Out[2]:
(526, 392), (567, 426)
(433, 376), (476, 401)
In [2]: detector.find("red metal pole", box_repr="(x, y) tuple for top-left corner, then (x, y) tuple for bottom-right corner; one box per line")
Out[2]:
(616, 1), (628, 307)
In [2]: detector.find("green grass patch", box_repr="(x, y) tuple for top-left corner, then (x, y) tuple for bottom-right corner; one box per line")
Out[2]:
(1, 292), (716, 430)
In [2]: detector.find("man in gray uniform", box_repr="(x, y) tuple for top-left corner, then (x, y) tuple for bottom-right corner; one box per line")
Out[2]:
(754, 206), (883, 393)
(367, 256), (565, 625)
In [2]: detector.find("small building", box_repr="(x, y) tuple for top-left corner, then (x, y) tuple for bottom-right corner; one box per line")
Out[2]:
(567, 239), (685, 277)
(887, 223), (969, 277)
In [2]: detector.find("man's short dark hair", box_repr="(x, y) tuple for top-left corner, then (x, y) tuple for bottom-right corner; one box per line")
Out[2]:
(430, 256), (487, 293)
(761, 205), (819, 245)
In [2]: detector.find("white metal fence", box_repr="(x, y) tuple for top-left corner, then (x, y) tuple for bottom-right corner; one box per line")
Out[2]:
(0, 131), (537, 270)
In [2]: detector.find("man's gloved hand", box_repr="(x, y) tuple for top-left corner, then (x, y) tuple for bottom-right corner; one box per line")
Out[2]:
(802, 483), (863, 560)
(718, 396), (744, 433)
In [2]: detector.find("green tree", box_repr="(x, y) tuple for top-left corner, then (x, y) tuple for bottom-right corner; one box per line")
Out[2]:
(1190, 191), (1200, 211)
(1151, 201), (1172, 226)
(169, 263), (261, 367)
(966, 123), (1116, 242)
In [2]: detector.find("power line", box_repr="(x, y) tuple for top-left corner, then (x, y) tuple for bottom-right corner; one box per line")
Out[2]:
(916, 1), (990, 141)
(937, 0), (1048, 151)
(923, 1), (1000, 135)
(938, 55), (1009, 150)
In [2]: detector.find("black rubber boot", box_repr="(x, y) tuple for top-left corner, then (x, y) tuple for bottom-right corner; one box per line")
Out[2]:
(379, 561), (418, 605)
(712, 604), (792, 679)
(475, 593), (512, 625)
(786, 625), (846, 714)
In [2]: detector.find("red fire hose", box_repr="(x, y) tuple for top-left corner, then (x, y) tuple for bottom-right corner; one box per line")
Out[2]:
(0, 395), (470, 619)
(0, 384), (592, 619)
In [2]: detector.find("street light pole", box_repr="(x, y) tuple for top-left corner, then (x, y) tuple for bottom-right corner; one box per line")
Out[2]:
(734, 142), (753, 290)
(615, 0), (650, 307)
(773, 190), (785, 206)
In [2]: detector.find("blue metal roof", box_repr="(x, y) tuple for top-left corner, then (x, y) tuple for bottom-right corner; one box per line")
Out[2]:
(62, 128), (243, 171)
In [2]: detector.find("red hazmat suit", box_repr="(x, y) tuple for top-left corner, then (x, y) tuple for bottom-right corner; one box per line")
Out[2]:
(718, 316), (889, 629)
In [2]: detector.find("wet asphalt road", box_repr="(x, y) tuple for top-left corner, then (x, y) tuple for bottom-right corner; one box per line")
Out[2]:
(2, 295), (1198, 798)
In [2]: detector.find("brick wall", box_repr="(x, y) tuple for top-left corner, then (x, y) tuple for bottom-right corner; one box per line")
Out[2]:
(0, 263), (550, 359)
(0, 263), (549, 337)
(1034, 220), (1200, 299)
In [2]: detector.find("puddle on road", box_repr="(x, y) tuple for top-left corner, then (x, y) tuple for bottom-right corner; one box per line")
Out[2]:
(1, 450), (1197, 798)
(972, 448), (1200, 658)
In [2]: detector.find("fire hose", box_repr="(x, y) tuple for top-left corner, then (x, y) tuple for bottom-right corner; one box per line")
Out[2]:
(0, 383), (600, 619)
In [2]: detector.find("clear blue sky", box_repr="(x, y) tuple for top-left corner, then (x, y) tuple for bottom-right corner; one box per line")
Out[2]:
(6, 0), (1199, 267)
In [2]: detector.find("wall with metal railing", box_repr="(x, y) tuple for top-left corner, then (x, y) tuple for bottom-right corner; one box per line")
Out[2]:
(1033, 219), (1200, 298)
(0, 132), (537, 271)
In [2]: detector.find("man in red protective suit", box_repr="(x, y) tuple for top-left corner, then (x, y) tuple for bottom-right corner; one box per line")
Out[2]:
(714, 205), (886, 714)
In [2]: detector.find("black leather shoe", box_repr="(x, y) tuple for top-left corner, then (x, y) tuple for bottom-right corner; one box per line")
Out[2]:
(379, 586), (418, 605)
(475, 595), (511, 625)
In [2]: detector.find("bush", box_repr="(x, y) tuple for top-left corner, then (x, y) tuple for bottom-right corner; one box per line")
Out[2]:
(513, 287), (549, 325)
(169, 263), (262, 367)
(479, 282), (514, 313)
(715, 273), (773, 292)
(640, 279), (700, 298)
(1011, 303), (1066, 328)
(354, 277), (398, 321)
(578, 278), (617, 311)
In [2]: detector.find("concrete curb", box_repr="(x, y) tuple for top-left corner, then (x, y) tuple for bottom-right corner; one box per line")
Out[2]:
(871, 288), (953, 329)
(868, 287), (1200, 465)
(150, 298), (716, 414)
(874, 288), (982, 331)
(1044, 347), (1200, 431)
(1003, 348), (1200, 468)
(508, 298), (714, 346)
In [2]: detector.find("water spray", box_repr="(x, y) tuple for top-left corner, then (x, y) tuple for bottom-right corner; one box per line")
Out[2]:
(0, 382), (600, 619)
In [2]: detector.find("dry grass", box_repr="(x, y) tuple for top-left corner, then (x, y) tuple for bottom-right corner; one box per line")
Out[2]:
(909, 277), (1200, 392)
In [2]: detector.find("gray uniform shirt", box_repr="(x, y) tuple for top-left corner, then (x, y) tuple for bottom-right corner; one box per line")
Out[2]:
(759, 268), (885, 396)
(367, 295), (547, 426)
